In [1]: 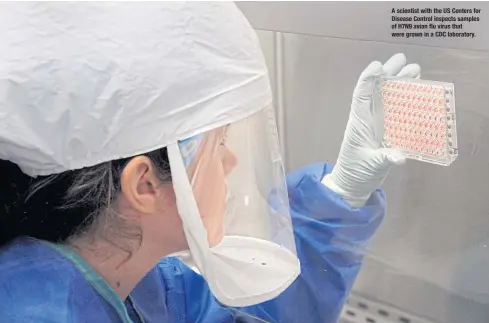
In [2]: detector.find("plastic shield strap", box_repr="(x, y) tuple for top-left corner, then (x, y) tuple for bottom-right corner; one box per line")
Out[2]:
(167, 105), (300, 307)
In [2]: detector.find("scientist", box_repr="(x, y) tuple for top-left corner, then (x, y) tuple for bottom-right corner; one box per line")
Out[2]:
(0, 2), (421, 323)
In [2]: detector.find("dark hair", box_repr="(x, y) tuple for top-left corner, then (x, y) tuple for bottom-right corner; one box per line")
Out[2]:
(0, 148), (171, 249)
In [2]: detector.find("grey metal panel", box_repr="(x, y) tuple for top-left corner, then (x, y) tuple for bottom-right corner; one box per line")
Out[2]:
(238, 2), (489, 51)
(256, 30), (277, 99)
(277, 31), (489, 322)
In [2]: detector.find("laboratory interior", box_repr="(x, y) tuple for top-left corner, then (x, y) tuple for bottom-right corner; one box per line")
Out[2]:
(237, 2), (489, 323)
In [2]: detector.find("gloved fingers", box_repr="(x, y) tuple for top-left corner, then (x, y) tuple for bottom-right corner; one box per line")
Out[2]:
(396, 63), (421, 79)
(354, 61), (383, 96)
(379, 148), (407, 166)
(386, 153), (406, 165)
(358, 60), (383, 83)
(382, 53), (407, 76)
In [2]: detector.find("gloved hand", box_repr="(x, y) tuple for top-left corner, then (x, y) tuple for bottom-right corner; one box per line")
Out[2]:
(322, 53), (421, 208)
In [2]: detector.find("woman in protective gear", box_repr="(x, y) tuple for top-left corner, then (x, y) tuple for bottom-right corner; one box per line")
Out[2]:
(0, 2), (421, 322)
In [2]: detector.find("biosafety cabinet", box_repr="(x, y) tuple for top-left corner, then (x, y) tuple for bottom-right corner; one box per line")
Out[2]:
(237, 2), (489, 323)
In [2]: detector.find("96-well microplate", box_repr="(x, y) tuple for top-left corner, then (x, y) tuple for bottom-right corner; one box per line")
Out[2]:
(374, 77), (458, 166)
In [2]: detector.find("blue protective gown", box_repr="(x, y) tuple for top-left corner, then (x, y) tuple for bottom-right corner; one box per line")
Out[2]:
(0, 163), (385, 323)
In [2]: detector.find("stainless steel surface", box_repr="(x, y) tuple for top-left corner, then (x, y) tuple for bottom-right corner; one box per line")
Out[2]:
(340, 293), (437, 323)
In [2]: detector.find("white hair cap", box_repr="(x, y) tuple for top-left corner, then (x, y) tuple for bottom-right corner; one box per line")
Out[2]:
(0, 2), (271, 177)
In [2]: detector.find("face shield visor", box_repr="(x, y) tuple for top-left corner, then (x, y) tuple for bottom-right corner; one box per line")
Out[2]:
(167, 105), (300, 307)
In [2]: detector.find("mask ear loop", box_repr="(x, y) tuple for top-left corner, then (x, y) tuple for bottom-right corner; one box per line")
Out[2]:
(167, 142), (211, 274)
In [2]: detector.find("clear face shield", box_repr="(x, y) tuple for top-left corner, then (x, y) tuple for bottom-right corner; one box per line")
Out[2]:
(167, 105), (300, 307)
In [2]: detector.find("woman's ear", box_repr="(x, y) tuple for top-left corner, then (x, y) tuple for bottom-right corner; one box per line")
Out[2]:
(120, 156), (161, 214)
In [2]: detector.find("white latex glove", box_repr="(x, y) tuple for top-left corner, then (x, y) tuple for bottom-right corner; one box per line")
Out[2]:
(322, 53), (421, 208)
